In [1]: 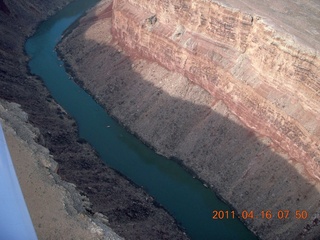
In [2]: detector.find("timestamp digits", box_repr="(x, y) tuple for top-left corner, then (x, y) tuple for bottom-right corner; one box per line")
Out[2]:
(212, 210), (309, 220)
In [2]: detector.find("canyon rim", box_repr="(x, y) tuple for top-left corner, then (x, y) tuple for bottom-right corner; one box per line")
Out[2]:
(58, 0), (320, 239)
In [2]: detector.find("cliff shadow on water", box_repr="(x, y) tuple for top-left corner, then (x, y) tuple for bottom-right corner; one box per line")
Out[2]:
(57, 2), (320, 240)
(1, 0), (191, 239)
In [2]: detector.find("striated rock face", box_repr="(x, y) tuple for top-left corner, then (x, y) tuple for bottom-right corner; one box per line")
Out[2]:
(57, 0), (320, 239)
(55, 0), (320, 239)
(112, 0), (320, 182)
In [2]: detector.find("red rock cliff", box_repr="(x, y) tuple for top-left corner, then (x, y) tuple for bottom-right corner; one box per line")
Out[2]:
(111, 0), (320, 181)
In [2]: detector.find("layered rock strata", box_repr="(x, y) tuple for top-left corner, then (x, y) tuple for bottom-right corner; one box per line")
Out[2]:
(58, 0), (320, 239)
(0, 0), (189, 239)
(112, 0), (320, 182)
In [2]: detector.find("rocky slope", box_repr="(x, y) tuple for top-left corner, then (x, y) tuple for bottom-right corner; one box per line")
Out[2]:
(0, 0), (189, 239)
(0, 100), (121, 240)
(58, 0), (320, 239)
(112, 0), (320, 182)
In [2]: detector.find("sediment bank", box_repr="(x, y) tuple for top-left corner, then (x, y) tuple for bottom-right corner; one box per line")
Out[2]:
(0, 0), (189, 239)
(57, 0), (320, 239)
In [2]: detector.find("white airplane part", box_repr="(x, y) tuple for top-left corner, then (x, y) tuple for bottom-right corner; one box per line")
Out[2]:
(0, 124), (38, 240)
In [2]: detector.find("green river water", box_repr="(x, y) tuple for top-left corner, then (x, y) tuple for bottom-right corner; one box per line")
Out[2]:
(25, 0), (258, 239)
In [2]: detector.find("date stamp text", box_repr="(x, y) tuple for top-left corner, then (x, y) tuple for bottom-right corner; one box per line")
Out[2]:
(212, 210), (309, 220)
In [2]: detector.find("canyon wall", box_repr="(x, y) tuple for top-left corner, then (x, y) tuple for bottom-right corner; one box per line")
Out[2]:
(109, 0), (320, 238)
(0, 0), (70, 76)
(0, 0), (118, 239)
(57, 0), (320, 239)
(0, 0), (190, 239)
(112, 0), (320, 182)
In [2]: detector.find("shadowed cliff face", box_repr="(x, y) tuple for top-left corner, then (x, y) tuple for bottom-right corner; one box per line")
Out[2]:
(0, 0), (73, 105)
(0, 0), (10, 15)
(0, 1), (190, 240)
(111, 0), (320, 182)
(58, 1), (320, 239)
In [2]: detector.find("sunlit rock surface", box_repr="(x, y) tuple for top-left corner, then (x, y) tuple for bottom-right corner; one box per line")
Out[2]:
(58, 0), (320, 239)
(112, 0), (320, 182)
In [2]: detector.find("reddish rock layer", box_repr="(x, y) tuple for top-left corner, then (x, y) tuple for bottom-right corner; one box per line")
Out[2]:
(57, 1), (320, 238)
(112, 0), (320, 181)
